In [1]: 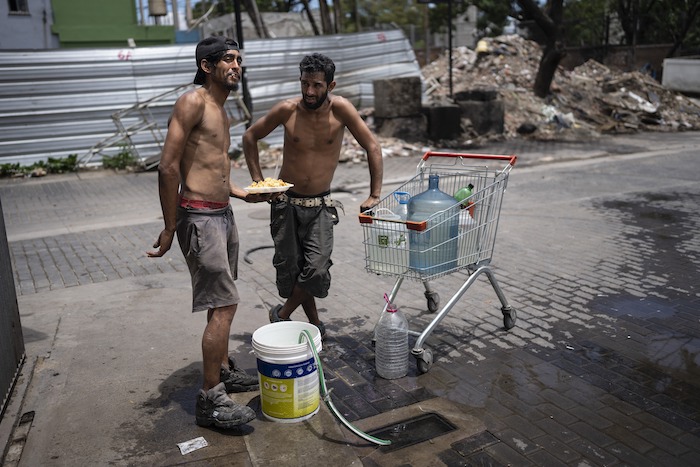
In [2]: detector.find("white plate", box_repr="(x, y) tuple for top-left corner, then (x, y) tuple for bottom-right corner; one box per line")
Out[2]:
(244, 184), (294, 194)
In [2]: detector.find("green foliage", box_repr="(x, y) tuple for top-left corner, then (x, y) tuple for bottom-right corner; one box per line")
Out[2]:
(102, 146), (139, 170)
(47, 154), (79, 173)
(0, 154), (78, 178)
(474, 0), (513, 37)
(561, 0), (610, 47)
(0, 163), (25, 177)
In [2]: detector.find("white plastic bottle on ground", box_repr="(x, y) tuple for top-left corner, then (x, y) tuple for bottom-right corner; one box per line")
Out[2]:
(374, 301), (409, 379)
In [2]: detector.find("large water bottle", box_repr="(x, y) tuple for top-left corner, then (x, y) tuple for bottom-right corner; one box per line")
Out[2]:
(407, 174), (459, 275)
(374, 300), (409, 379)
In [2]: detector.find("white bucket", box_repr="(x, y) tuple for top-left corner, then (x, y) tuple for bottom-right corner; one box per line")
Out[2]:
(251, 321), (323, 423)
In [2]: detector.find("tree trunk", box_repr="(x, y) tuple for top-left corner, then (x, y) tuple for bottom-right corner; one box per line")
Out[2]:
(332, 0), (342, 34)
(517, 0), (564, 98)
(299, 0), (320, 35)
(318, 0), (333, 35)
(534, 45), (564, 98)
(242, 0), (270, 38)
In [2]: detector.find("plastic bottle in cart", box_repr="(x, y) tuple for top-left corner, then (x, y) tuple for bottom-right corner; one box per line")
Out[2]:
(454, 183), (475, 218)
(407, 174), (459, 275)
(374, 299), (409, 379)
(457, 209), (478, 266)
(393, 191), (410, 220)
(455, 183), (479, 266)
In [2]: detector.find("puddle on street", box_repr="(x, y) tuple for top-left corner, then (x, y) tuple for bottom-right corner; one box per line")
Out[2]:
(577, 191), (700, 423)
(590, 295), (678, 319)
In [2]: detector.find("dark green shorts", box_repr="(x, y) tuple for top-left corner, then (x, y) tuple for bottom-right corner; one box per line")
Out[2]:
(270, 196), (339, 298)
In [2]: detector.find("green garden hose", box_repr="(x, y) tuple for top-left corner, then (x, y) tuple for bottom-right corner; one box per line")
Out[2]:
(299, 329), (391, 446)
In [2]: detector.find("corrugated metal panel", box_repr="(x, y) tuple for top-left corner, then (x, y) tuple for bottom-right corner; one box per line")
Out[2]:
(0, 30), (420, 166)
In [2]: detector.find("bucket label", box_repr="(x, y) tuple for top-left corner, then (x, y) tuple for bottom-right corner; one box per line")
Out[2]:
(257, 356), (319, 420)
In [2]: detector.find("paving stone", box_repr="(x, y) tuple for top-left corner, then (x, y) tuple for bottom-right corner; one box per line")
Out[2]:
(484, 439), (534, 466)
(526, 449), (570, 467)
(635, 427), (693, 457)
(533, 417), (580, 444)
(493, 428), (541, 456)
(436, 448), (470, 467)
(451, 430), (500, 457)
(531, 434), (582, 464)
(569, 438), (620, 465)
(463, 450), (506, 467)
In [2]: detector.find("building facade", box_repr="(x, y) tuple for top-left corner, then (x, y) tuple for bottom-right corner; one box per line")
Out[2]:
(1, 0), (59, 49)
(1, 0), (174, 50)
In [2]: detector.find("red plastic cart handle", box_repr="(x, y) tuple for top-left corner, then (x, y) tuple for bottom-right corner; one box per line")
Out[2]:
(358, 213), (428, 231)
(421, 152), (517, 166)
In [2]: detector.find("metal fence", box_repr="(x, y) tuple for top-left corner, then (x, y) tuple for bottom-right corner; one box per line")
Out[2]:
(0, 197), (24, 421)
(0, 29), (421, 167)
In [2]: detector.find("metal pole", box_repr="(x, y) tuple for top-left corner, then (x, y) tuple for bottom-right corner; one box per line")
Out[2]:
(448, 0), (453, 98)
(233, 0), (253, 126)
(138, 0), (145, 25)
(171, 0), (180, 31)
(424, 3), (429, 67)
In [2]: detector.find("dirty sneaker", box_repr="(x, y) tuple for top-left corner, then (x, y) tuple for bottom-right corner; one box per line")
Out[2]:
(314, 321), (327, 340)
(220, 357), (259, 393)
(195, 382), (256, 429)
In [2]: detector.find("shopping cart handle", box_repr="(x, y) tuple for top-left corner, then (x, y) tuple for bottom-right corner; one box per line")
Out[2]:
(359, 213), (374, 223)
(358, 214), (427, 231)
(422, 152), (517, 166)
(406, 220), (427, 231)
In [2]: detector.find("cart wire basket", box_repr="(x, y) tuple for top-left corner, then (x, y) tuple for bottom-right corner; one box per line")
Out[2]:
(359, 152), (517, 373)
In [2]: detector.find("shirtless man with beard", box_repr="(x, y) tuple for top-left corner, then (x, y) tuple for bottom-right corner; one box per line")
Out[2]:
(243, 53), (383, 339)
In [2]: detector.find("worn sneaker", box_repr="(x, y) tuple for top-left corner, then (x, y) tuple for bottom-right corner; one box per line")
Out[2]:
(195, 382), (256, 429)
(269, 304), (290, 323)
(314, 321), (327, 340)
(220, 357), (259, 393)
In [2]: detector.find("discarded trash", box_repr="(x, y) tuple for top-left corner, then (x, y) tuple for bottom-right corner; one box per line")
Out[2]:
(177, 436), (208, 455)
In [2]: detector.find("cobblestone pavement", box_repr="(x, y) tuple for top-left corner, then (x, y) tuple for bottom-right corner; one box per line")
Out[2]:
(1, 132), (699, 466)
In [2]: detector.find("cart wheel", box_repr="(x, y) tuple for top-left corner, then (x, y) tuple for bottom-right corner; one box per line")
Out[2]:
(502, 307), (517, 330)
(416, 349), (433, 374)
(425, 292), (440, 313)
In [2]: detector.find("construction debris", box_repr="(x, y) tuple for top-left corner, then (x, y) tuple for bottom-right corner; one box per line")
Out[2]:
(422, 34), (700, 140)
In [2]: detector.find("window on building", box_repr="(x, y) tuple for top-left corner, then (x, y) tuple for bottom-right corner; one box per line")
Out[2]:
(8, 0), (29, 14)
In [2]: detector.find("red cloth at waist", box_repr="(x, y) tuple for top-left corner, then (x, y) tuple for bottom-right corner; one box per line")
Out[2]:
(180, 196), (229, 209)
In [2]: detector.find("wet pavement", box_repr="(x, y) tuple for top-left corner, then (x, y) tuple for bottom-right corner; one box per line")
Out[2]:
(1, 131), (699, 466)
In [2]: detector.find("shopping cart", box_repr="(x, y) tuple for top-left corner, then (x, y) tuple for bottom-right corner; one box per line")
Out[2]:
(359, 152), (517, 373)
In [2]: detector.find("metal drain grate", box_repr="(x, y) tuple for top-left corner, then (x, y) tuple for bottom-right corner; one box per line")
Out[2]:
(367, 412), (457, 453)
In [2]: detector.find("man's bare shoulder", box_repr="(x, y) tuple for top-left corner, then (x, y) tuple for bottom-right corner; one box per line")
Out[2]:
(329, 94), (360, 120)
(175, 88), (206, 109)
(275, 97), (301, 113)
(263, 97), (299, 124)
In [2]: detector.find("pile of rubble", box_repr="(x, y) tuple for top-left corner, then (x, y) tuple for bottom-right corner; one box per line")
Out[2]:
(422, 34), (700, 140)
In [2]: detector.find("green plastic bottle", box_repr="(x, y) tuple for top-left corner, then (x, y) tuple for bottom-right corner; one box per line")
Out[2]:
(454, 183), (475, 217)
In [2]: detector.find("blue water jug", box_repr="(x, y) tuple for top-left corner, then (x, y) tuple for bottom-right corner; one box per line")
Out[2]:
(407, 174), (459, 275)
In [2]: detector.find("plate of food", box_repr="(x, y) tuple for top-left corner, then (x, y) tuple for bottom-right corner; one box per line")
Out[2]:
(244, 178), (294, 194)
